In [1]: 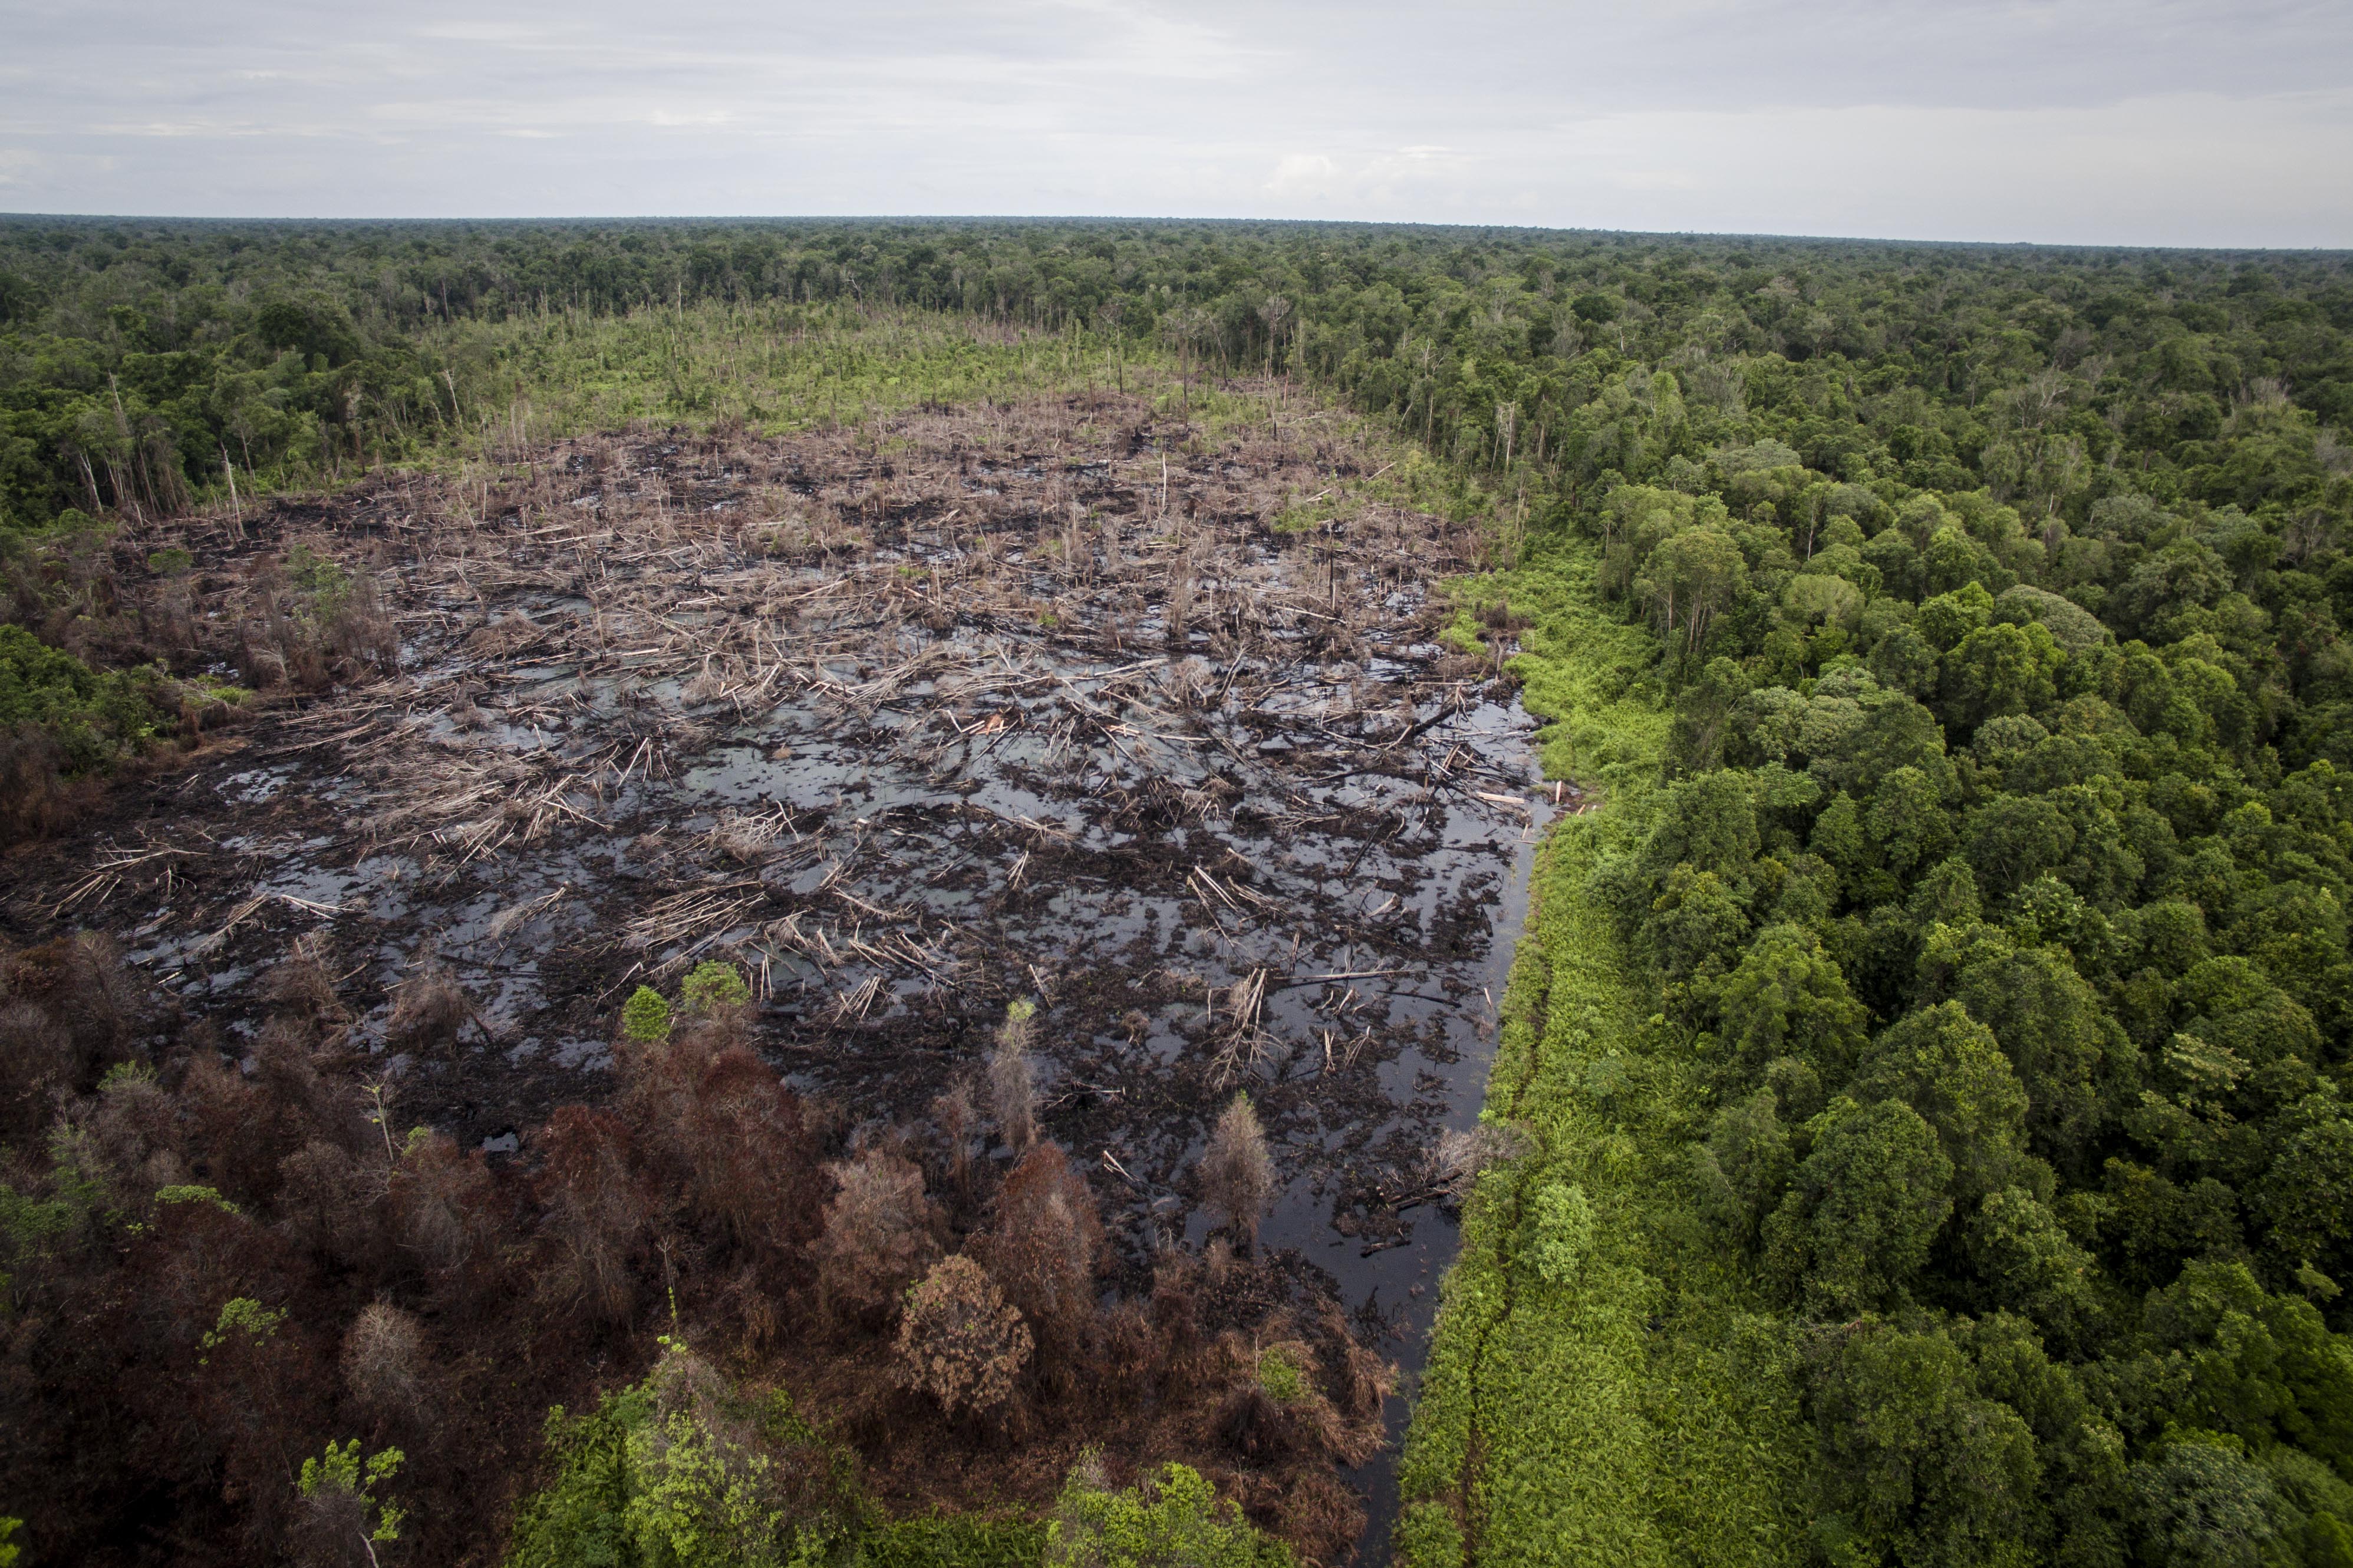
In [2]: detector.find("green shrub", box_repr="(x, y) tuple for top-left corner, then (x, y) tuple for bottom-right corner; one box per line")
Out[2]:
(507, 1347), (863, 1568)
(1043, 1458), (1290, 1568)
(1393, 1502), (1465, 1568)
(857, 1516), (1045, 1568)
(0, 624), (162, 773)
(154, 1184), (239, 1214)
(285, 541), (352, 608)
(621, 986), (673, 1044)
(1520, 1179), (1594, 1286)
(681, 961), (751, 1015)
(506, 1389), (641, 1568)
(1256, 1345), (1306, 1404)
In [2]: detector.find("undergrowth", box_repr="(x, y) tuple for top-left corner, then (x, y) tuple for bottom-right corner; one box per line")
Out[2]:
(502, 1345), (1284, 1568)
(431, 305), (1144, 461)
(0, 623), (163, 773)
(1396, 538), (1810, 1566)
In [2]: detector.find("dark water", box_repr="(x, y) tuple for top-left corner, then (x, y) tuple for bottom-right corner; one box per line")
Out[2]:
(1312, 795), (1548, 1563)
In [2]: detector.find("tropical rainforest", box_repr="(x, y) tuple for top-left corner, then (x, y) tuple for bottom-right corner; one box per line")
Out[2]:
(4, 214), (2353, 1568)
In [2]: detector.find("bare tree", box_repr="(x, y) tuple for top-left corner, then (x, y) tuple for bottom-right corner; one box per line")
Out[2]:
(1258, 295), (1292, 379)
(340, 1303), (436, 1428)
(814, 1146), (938, 1330)
(1433, 1120), (1527, 1201)
(930, 1075), (981, 1203)
(988, 999), (1039, 1154)
(387, 959), (470, 1057)
(1198, 1093), (1276, 1251)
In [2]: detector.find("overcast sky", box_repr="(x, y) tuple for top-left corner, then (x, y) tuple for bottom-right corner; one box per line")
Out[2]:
(4, 0), (2349, 246)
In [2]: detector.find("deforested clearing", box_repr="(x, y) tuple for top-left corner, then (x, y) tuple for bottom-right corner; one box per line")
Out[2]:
(0, 379), (1550, 1564)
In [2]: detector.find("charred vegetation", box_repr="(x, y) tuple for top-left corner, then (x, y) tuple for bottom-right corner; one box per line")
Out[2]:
(0, 939), (1396, 1565)
(0, 387), (1547, 1565)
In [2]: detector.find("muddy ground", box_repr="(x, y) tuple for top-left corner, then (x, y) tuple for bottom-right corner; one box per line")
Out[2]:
(5, 387), (1564, 1554)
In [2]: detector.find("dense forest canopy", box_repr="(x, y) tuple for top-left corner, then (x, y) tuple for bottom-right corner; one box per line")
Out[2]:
(3, 216), (2349, 533)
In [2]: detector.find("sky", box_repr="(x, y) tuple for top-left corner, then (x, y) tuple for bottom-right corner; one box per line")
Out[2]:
(4, 0), (2351, 247)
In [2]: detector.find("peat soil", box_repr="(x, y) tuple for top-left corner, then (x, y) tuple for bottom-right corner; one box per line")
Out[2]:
(4, 387), (1563, 1558)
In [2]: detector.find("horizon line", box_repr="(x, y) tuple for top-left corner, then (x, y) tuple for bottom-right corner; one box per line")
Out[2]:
(3, 212), (2349, 258)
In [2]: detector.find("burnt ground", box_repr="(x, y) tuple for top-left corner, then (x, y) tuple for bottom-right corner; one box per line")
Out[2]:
(5, 386), (1568, 1553)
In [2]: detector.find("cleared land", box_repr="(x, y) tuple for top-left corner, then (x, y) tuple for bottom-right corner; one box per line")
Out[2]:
(4, 380), (1558, 1559)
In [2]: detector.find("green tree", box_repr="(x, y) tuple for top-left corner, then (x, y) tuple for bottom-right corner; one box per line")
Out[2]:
(2144, 1262), (2353, 1470)
(1944, 621), (2065, 733)
(1716, 922), (1872, 1087)
(1763, 1097), (1955, 1315)
(1642, 865), (1754, 986)
(1665, 656), (1748, 775)
(680, 962), (750, 1016)
(1917, 582), (1996, 652)
(1868, 766), (1956, 879)
(1852, 1003), (2032, 1203)
(1954, 946), (2114, 1154)
(1692, 1087), (1793, 1245)
(2256, 1091), (2353, 1284)
(1962, 1187), (2099, 1343)
(506, 1345), (862, 1568)
(1639, 526), (1749, 655)
(1963, 796), (2077, 905)
(298, 1441), (407, 1568)
(622, 986), (673, 1044)
(2127, 1442), (2283, 1568)
(1645, 768), (1765, 885)
(1807, 1323), (2044, 1568)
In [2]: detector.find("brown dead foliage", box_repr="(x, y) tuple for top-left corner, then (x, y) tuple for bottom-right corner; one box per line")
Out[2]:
(0, 933), (152, 1151)
(233, 547), (400, 693)
(895, 1253), (1033, 1427)
(0, 728), (97, 843)
(815, 1146), (940, 1332)
(967, 1144), (1105, 1398)
(620, 1029), (825, 1272)
(385, 1131), (508, 1313)
(534, 1105), (652, 1326)
(0, 929), (1402, 1568)
(386, 961), (472, 1057)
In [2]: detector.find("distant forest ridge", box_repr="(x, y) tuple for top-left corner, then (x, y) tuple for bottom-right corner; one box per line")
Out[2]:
(1, 215), (2348, 534)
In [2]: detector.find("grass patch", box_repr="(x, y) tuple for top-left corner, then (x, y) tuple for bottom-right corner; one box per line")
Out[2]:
(432, 305), (1149, 452)
(1396, 539), (1809, 1566)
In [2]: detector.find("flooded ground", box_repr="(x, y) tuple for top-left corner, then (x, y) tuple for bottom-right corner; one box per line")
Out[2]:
(6, 389), (1562, 1559)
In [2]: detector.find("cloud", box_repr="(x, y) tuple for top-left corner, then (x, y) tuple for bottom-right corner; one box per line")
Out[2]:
(0, 0), (2345, 243)
(1605, 169), (1700, 193)
(1264, 153), (1337, 196)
